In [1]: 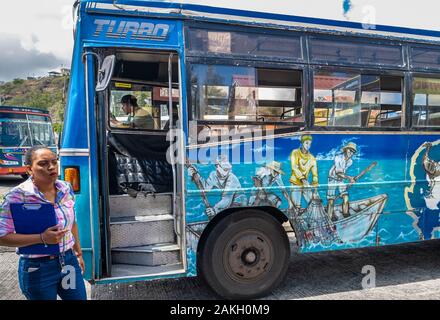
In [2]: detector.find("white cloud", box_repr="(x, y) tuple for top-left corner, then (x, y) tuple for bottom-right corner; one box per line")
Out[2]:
(0, 33), (65, 81)
(0, 0), (74, 80)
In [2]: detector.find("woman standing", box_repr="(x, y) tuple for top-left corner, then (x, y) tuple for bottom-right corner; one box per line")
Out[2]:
(0, 146), (87, 300)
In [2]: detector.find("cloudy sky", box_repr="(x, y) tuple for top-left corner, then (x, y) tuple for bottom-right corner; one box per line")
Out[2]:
(0, 0), (439, 82)
(0, 0), (74, 81)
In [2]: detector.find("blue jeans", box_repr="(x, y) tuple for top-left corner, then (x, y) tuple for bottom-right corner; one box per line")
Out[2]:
(18, 250), (87, 300)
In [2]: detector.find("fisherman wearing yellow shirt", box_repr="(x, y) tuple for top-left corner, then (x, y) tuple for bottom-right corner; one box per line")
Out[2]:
(290, 135), (318, 211)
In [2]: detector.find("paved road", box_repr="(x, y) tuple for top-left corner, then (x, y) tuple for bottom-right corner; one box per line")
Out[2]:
(1, 176), (440, 300)
(0, 175), (23, 198)
(91, 240), (440, 300)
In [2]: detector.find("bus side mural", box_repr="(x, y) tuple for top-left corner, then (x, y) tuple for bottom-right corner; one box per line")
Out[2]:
(186, 134), (440, 272)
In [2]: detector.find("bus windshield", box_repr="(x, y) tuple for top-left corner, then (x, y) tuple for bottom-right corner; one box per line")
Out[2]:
(0, 113), (55, 147)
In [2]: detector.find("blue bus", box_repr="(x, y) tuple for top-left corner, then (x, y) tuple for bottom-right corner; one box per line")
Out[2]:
(61, 0), (440, 298)
(0, 106), (57, 177)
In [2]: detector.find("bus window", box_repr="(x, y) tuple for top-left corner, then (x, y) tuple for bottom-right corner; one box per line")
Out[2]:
(361, 75), (403, 128)
(310, 38), (404, 67)
(411, 47), (440, 71)
(190, 64), (303, 142)
(0, 115), (32, 147)
(412, 77), (440, 127)
(110, 86), (179, 130)
(110, 87), (156, 130)
(26, 114), (56, 146)
(107, 52), (179, 131)
(187, 28), (302, 60)
(313, 71), (403, 128)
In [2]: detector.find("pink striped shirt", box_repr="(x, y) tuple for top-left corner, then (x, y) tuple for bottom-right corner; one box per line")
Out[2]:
(0, 179), (76, 258)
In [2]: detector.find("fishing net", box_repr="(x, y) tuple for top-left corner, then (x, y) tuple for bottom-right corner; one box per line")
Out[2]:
(293, 194), (341, 247)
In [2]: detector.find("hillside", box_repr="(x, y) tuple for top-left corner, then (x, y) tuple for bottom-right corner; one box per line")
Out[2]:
(0, 76), (69, 132)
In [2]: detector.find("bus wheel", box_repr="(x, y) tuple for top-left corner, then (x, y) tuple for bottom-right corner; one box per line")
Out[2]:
(199, 210), (290, 299)
(21, 174), (28, 180)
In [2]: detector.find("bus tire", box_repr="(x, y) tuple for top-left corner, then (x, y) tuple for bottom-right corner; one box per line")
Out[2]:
(199, 209), (290, 299)
(21, 174), (28, 180)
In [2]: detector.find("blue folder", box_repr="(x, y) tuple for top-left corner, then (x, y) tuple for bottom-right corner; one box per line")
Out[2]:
(10, 203), (60, 255)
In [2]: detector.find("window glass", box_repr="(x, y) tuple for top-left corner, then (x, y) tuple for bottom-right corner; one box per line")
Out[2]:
(190, 64), (303, 143)
(187, 28), (302, 60)
(0, 112), (27, 120)
(411, 47), (440, 70)
(314, 71), (361, 126)
(0, 118), (32, 147)
(29, 122), (55, 146)
(412, 77), (440, 127)
(313, 71), (403, 128)
(27, 115), (50, 122)
(310, 38), (404, 67)
(191, 64), (303, 122)
(109, 82), (179, 130)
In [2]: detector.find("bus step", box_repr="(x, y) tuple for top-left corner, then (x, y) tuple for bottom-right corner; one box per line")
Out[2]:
(109, 193), (172, 218)
(106, 263), (184, 280)
(112, 243), (180, 266)
(110, 214), (176, 248)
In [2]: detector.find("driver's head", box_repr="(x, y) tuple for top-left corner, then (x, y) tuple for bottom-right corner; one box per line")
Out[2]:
(121, 95), (138, 115)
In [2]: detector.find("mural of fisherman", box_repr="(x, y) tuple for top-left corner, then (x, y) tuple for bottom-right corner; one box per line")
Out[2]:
(422, 142), (440, 210)
(249, 161), (294, 209)
(327, 142), (358, 221)
(289, 135), (319, 212)
(187, 155), (246, 219)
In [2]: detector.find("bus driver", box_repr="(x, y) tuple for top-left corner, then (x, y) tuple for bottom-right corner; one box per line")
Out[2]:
(111, 95), (154, 129)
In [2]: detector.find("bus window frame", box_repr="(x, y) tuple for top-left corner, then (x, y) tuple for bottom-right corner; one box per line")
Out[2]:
(185, 56), (308, 139)
(409, 44), (440, 73)
(106, 80), (179, 135)
(184, 23), (305, 64)
(309, 65), (408, 132)
(408, 72), (440, 131)
(308, 34), (407, 70)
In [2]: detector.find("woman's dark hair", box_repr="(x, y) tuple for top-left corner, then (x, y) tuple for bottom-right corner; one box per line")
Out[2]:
(24, 145), (52, 166)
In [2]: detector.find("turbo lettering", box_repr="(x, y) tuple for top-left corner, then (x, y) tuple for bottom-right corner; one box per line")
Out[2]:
(93, 19), (170, 40)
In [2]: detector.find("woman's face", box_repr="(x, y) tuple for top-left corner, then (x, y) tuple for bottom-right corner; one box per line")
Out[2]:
(28, 149), (58, 183)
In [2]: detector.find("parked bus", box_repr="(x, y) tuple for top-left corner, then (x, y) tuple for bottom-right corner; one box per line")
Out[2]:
(0, 106), (57, 177)
(61, 0), (440, 298)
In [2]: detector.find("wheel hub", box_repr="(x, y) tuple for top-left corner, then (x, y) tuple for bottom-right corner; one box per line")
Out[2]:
(225, 232), (273, 282)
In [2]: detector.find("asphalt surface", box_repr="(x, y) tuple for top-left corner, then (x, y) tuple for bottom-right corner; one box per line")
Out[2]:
(1, 175), (440, 300)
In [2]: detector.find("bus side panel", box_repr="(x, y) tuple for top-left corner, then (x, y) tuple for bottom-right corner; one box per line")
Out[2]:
(185, 132), (440, 273)
(61, 156), (94, 280)
(61, 13), (100, 281)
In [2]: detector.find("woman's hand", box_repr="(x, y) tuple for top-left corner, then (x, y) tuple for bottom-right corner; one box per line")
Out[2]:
(41, 225), (68, 244)
(76, 254), (85, 274)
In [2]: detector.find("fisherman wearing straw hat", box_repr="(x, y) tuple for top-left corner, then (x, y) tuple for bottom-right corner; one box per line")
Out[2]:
(327, 142), (357, 221)
(249, 161), (293, 209)
(187, 155), (246, 218)
(290, 135), (319, 211)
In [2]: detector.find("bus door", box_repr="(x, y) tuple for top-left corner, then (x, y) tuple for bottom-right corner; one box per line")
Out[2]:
(92, 49), (185, 281)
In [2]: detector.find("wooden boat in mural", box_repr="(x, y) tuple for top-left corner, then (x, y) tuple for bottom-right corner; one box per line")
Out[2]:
(333, 194), (388, 243)
(187, 194), (388, 246)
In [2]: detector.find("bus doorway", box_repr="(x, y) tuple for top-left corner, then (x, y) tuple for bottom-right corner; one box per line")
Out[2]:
(94, 50), (184, 280)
